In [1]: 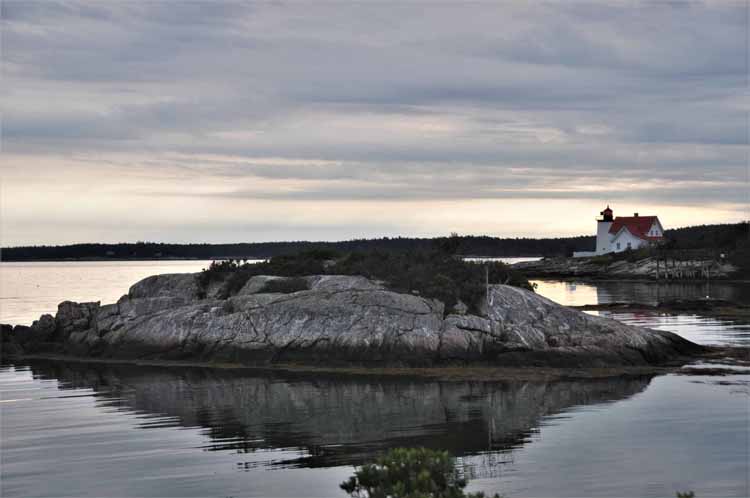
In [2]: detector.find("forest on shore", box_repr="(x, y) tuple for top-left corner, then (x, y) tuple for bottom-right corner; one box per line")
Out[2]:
(2, 222), (747, 262)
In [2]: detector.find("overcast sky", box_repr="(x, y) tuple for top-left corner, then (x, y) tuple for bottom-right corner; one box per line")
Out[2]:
(2, 1), (748, 245)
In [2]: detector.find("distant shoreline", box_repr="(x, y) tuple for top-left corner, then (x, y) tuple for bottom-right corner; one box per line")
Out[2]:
(0, 255), (539, 263)
(3, 259), (749, 284)
(0, 257), (252, 263)
(3, 222), (744, 262)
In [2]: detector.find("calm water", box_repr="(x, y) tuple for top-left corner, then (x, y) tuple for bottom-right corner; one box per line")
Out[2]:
(533, 279), (750, 308)
(534, 279), (750, 347)
(0, 258), (534, 326)
(1, 262), (749, 497)
(1, 360), (747, 498)
(464, 257), (542, 265)
(1, 261), (225, 326)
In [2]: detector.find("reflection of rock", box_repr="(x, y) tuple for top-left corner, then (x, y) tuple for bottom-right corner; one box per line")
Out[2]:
(29, 360), (654, 468)
(7, 273), (703, 367)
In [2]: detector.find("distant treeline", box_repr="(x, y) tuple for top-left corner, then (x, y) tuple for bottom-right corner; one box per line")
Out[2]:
(2, 222), (747, 262)
(662, 222), (749, 252)
(1, 236), (593, 261)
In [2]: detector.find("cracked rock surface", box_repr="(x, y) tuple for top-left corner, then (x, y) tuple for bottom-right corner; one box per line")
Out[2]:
(4, 273), (703, 367)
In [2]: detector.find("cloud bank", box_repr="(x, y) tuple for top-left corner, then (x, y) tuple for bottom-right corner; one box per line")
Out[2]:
(2, 1), (747, 244)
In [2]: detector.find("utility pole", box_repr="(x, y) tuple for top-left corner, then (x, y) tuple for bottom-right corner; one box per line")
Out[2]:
(485, 264), (490, 312)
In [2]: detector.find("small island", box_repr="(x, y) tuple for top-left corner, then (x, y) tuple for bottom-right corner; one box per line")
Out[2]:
(512, 218), (748, 281)
(2, 249), (709, 377)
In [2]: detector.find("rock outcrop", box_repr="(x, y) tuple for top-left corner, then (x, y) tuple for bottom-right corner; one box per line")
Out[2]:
(2, 273), (704, 367)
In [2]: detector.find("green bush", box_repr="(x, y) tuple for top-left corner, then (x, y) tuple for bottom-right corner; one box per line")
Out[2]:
(196, 260), (243, 298)
(315, 250), (530, 315)
(196, 251), (333, 298)
(197, 248), (532, 315)
(340, 447), (696, 498)
(340, 447), (500, 498)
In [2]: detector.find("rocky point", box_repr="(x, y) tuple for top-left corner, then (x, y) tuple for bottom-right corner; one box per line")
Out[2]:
(2, 272), (704, 367)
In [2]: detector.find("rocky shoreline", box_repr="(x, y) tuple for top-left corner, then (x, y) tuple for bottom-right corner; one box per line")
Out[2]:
(512, 256), (738, 280)
(1, 271), (707, 370)
(11, 348), (749, 382)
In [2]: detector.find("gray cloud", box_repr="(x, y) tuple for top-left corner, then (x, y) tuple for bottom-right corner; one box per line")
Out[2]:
(1, 1), (747, 244)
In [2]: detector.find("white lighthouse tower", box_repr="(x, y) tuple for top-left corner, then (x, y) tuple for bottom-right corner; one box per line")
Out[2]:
(595, 205), (613, 254)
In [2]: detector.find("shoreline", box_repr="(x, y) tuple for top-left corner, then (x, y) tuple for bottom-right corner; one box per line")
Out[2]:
(0, 257), (219, 263)
(527, 275), (750, 284)
(4, 349), (748, 382)
(4, 259), (747, 283)
(532, 270), (750, 285)
(0, 256), (535, 263)
(512, 256), (745, 283)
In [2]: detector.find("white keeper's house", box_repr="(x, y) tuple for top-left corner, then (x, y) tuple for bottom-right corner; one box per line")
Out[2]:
(573, 206), (666, 258)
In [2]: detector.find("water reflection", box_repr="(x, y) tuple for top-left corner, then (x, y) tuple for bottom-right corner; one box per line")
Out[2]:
(533, 279), (750, 307)
(24, 360), (652, 469)
(532, 280), (750, 347)
(597, 312), (750, 347)
(4, 360), (748, 497)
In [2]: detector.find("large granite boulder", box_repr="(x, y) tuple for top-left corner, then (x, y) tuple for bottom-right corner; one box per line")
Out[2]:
(56, 301), (100, 340)
(94, 278), (446, 364)
(237, 275), (288, 295)
(6, 273), (704, 367)
(29, 314), (56, 342)
(306, 275), (384, 292)
(479, 285), (698, 365)
(129, 273), (200, 301)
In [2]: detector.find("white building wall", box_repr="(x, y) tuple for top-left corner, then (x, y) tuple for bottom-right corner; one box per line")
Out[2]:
(646, 220), (663, 238)
(610, 229), (647, 253)
(595, 221), (613, 254)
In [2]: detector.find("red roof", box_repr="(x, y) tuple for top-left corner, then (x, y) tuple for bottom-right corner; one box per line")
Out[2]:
(609, 216), (664, 241)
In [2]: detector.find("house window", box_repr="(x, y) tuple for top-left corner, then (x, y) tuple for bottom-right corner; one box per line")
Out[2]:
(616, 242), (621, 250)
(627, 242), (632, 250)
